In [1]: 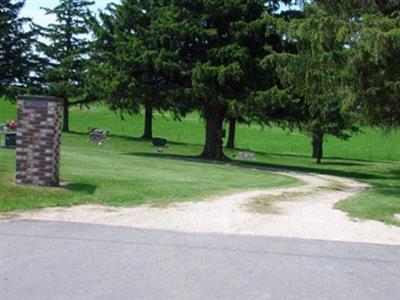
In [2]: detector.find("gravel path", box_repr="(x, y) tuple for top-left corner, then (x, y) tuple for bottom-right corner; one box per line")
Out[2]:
(4, 169), (400, 245)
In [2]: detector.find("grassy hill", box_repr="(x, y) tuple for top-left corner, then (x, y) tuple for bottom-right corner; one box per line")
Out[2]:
(0, 99), (399, 225)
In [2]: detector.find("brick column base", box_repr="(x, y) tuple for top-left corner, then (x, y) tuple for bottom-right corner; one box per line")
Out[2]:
(16, 96), (62, 187)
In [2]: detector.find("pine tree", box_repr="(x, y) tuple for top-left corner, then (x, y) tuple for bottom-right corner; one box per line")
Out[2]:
(0, 0), (34, 96)
(311, 0), (400, 130)
(89, 0), (182, 139)
(164, 0), (285, 160)
(36, 0), (94, 132)
(268, 3), (360, 163)
(231, 3), (306, 154)
(347, 5), (400, 130)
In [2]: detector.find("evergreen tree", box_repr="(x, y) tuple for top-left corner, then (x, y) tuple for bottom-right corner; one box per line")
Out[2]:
(347, 5), (400, 129)
(314, 0), (400, 16)
(242, 3), (309, 155)
(36, 0), (94, 132)
(268, 3), (359, 163)
(0, 0), (34, 96)
(164, 0), (289, 160)
(310, 1), (400, 131)
(89, 0), (182, 139)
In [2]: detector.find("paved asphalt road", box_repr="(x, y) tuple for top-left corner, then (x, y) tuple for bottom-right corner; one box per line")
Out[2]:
(1, 220), (399, 300)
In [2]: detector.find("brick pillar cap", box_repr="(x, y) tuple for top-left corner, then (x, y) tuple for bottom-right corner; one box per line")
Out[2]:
(18, 95), (62, 102)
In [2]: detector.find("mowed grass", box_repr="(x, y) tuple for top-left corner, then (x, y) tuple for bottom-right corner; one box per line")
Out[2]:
(0, 100), (399, 226)
(68, 104), (400, 161)
(70, 104), (400, 226)
(0, 100), (296, 212)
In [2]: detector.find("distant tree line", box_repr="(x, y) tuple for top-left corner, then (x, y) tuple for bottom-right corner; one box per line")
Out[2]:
(1, 0), (399, 162)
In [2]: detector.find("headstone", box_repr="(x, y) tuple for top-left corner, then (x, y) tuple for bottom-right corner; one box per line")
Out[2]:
(15, 95), (62, 186)
(5, 133), (16, 148)
(152, 137), (167, 147)
(237, 151), (256, 160)
(89, 128), (108, 146)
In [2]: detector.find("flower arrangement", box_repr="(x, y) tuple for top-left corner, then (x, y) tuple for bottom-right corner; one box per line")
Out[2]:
(1, 120), (17, 132)
(6, 120), (17, 130)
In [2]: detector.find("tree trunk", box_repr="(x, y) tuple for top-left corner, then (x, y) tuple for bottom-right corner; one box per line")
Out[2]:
(62, 97), (69, 132)
(200, 108), (227, 161)
(226, 118), (236, 149)
(312, 129), (324, 164)
(142, 103), (153, 139)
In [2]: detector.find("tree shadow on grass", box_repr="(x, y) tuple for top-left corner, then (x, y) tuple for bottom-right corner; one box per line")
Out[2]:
(316, 161), (366, 167)
(241, 160), (388, 182)
(67, 130), (395, 181)
(233, 147), (311, 160)
(372, 186), (400, 197)
(63, 183), (97, 195)
(67, 131), (202, 148)
(389, 168), (400, 178)
(233, 147), (386, 164)
(68, 131), (394, 164)
(126, 152), (388, 182)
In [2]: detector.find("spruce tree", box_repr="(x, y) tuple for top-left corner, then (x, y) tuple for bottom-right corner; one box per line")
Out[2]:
(229, 2), (306, 154)
(36, 0), (94, 132)
(89, 0), (182, 139)
(348, 5), (400, 129)
(0, 0), (34, 96)
(310, 1), (400, 130)
(164, 0), (285, 160)
(268, 3), (360, 163)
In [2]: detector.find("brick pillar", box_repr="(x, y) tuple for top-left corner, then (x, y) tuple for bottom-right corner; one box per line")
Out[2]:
(16, 96), (62, 187)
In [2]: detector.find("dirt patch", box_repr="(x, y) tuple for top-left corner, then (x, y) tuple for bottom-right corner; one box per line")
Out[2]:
(246, 191), (312, 214)
(3, 168), (400, 245)
(317, 180), (347, 191)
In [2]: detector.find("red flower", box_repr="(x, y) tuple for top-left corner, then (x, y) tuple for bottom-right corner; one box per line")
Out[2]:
(6, 120), (16, 130)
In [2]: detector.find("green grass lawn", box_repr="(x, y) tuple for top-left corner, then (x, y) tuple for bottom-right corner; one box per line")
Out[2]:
(0, 100), (297, 212)
(0, 99), (399, 226)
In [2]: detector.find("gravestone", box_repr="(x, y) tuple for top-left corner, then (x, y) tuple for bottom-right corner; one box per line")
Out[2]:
(237, 151), (256, 160)
(5, 133), (16, 148)
(152, 137), (167, 147)
(16, 96), (62, 186)
(89, 128), (108, 146)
